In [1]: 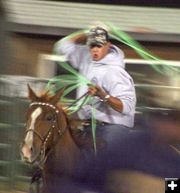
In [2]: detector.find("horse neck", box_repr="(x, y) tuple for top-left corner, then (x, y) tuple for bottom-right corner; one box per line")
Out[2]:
(44, 125), (81, 177)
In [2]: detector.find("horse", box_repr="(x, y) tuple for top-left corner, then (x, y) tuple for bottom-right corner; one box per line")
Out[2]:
(20, 85), (180, 193)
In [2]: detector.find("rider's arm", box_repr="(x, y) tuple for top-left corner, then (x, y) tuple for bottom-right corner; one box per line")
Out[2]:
(88, 70), (136, 114)
(88, 85), (123, 113)
(53, 31), (88, 69)
(68, 32), (87, 44)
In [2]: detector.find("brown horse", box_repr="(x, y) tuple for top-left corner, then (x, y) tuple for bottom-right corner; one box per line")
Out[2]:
(20, 85), (104, 193)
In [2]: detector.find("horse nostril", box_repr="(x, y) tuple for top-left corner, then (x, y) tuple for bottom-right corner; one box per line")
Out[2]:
(21, 144), (32, 161)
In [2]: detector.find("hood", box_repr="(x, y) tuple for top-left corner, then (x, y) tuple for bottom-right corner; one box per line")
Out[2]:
(93, 45), (125, 68)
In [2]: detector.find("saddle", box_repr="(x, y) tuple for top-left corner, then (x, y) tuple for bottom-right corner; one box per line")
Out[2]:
(69, 118), (106, 151)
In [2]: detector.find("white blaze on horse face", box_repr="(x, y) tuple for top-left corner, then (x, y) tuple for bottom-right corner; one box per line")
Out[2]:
(23, 107), (42, 158)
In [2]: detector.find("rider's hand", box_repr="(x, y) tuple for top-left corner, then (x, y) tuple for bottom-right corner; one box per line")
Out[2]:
(88, 84), (107, 99)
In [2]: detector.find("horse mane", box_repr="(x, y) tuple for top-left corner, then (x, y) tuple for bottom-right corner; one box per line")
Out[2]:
(33, 89), (66, 110)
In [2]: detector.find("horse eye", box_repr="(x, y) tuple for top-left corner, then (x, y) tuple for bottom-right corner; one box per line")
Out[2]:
(45, 114), (54, 121)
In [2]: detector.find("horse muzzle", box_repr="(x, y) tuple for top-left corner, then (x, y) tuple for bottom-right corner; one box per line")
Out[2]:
(20, 143), (37, 163)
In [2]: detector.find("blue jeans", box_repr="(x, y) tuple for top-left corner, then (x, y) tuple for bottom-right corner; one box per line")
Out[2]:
(82, 122), (130, 156)
(96, 123), (130, 150)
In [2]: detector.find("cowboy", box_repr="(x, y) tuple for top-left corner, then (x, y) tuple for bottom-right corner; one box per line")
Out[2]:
(54, 26), (136, 149)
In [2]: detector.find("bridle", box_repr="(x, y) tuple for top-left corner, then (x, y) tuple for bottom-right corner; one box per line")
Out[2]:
(24, 102), (67, 167)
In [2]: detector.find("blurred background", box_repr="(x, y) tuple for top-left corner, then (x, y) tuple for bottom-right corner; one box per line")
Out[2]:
(0, 0), (180, 192)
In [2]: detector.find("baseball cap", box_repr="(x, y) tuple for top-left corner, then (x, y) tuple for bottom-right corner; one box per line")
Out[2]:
(87, 27), (109, 47)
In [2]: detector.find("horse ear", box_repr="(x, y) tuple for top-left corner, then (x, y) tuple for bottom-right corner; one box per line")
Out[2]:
(27, 84), (38, 101)
(50, 88), (64, 105)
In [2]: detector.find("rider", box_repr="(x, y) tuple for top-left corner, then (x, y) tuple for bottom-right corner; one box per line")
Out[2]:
(54, 26), (136, 150)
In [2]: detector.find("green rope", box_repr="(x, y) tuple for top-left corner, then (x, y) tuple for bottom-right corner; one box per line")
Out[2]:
(46, 60), (91, 102)
(91, 102), (97, 154)
(67, 95), (92, 114)
(106, 22), (180, 75)
(47, 22), (179, 154)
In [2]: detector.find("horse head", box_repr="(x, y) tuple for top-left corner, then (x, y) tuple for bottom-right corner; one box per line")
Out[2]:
(21, 85), (74, 167)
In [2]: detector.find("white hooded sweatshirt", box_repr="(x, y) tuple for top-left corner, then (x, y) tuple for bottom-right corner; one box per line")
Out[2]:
(54, 40), (136, 127)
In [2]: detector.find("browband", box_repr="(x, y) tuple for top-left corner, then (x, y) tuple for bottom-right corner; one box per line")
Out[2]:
(30, 102), (59, 114)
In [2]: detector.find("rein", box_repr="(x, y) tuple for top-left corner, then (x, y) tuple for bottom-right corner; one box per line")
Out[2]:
(66, 91), (89, 110)
(26, 102), (67, 167)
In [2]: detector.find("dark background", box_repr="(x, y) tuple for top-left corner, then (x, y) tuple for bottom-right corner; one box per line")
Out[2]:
(47, 0), (180, 8)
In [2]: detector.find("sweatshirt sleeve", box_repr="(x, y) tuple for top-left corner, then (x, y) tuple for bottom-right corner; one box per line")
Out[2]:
(54, 39), (87, 69)
(102, 69), (136, 114)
